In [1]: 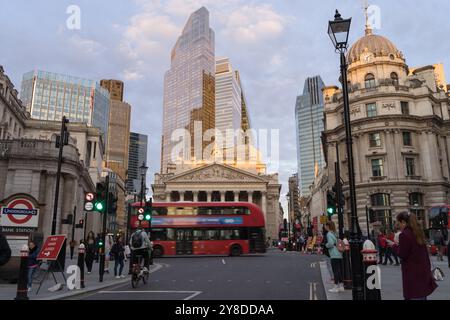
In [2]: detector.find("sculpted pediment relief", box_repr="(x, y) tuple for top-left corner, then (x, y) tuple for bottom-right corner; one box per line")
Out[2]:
(166, 164), (267, 183)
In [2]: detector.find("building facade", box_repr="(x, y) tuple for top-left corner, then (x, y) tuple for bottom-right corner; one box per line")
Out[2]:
(322, 24), (450, 234)
(295, 76), (326, 196)
(161, 7), (215, 173)
(127, 132), (148, 194)
(152, 163), (282, 240)
(20, 70), (110, 144)
(287, 174), (301, 226)
(100, 79), (131, 181)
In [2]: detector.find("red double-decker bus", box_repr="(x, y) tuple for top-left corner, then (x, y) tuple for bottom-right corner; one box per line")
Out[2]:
(130, 202), (267, 257)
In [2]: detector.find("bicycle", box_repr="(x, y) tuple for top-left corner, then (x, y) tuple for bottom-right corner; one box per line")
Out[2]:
(131, 254), (149, 288)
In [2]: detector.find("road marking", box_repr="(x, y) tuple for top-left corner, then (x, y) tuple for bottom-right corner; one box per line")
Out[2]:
(309, 282), (318, 300)
(189, 280), (195, 282)
(222, 259), (226, 265)
(310, 262), (317, 268)
(97, 290), (202, 300)
(265, 281), (271, 284)
(208, 280), (213, 282)
(227, 280), (232, 282)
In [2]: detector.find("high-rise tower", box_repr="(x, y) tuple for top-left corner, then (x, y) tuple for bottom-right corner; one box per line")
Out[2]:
(161, 7), (215, 173)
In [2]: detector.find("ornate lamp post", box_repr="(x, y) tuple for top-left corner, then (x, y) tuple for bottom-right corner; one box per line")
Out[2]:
(328, 10), (365, 300)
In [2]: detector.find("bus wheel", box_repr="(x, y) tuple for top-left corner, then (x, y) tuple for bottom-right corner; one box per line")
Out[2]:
(230, 245), (242, 257)
(153, 245), (164, 258)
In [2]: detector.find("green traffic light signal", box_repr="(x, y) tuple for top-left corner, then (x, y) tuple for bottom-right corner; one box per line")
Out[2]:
(327, 207), (335, 215)
(95, 201), (105, 212)
(145, 214), (152, 221)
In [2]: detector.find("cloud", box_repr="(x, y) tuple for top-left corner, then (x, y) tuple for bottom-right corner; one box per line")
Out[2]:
(220, 4), (286, 45)
(67, 34), (104, 55)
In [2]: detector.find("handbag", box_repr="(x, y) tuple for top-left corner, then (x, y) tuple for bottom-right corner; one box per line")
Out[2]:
(431, 259), (445, 281)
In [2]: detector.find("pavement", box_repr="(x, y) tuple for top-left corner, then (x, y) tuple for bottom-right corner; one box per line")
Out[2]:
(319, 255), (450, 300)
(0, 256), (162, 300)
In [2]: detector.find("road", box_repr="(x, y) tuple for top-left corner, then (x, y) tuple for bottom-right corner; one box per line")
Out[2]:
(72, 249), (326, 300)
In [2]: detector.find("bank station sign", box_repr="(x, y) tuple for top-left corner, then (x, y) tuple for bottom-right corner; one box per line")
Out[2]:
(0, 197), (39, 232)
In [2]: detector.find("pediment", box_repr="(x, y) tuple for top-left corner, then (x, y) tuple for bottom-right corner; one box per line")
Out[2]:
(166, 163), (268, 183)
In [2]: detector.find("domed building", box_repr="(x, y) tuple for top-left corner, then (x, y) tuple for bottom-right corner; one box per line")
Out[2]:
(322, 22), (450, 234)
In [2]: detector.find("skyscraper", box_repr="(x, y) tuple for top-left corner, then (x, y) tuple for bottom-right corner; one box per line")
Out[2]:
(100, 79), (131, 181)
(127, 132), (148, 194)
(295, 76), (325, 196)
(161, 7), (215, 173)
(20, 70), (110, 143)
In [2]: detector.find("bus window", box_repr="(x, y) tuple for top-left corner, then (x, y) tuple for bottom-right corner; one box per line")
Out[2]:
(429, 207), (448, 229)
(152, 207), (168, 216)
(205, 230), (220, 241)
(152, 228), (168, 241)
(193, 230), (204, 241)
(197, 207), (210, 216)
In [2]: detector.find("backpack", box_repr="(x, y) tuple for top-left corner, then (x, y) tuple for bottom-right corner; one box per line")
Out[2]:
(337, 239), (345, 253)
(132, 231), (143, 248)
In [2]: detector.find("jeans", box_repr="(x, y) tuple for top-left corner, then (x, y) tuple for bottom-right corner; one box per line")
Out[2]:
(330, 258), (343, 285)
(114, 259), (124, 276)
(132, 248), (150, 270)
(27, 267), (37, 288)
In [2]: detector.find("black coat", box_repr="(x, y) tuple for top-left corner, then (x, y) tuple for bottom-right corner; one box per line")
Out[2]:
(0, 234), (11, 266)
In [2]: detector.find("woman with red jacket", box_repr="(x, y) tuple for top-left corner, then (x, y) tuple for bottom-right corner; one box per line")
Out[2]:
(387, 212), (438, 300)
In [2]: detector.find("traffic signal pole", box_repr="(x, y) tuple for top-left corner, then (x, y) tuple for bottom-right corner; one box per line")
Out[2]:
(335, 144), (344, 240)
(99, 175), (110, 283)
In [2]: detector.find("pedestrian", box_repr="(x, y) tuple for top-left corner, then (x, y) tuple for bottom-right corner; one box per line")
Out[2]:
(433, 229), (445, 262)
(384, 230), (399, 265)
(104, 233), (113, 274)
(27, 240), (39, 292)
(0, 233), (11, 267)
(377, 230), (387, 264)
(85, 231), (96, 273)
(94, 234), (101, 262)
(387, 212), (438, 300)
(324, 221), (344, 293)
(111, 235), (126, 279)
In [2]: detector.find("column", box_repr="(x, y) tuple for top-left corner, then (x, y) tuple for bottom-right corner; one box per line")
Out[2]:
(248, 191), (253, 204)
(207, 191), (212, 202)
(262, 192), (267, 214)
(193, 191), (199, 202)
(180, 192), (185, 202)
(234, 191), (240, 202)
(220, 191), (226, 202)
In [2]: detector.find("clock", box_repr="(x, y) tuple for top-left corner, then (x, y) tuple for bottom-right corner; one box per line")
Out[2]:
(361, 52), (374, 63)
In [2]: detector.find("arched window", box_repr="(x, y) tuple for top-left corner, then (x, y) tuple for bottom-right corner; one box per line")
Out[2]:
(390, 72), (399, 86)
(365, 73), (376, 88)
(409, 193), (425, 224)
(371, 193), (393, 230)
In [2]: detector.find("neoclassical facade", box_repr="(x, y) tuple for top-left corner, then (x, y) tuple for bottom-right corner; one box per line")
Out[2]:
(322, 25), (450, 233)
(152, 163), (282, 240)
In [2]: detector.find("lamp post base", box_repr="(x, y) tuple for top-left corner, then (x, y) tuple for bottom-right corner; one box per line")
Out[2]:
(349, 235), (365, 300)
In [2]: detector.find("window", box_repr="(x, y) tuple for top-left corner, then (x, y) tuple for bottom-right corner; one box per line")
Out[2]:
(406, 158), (416, 176)
(403, 131), (412, 146)
(371, 193), (392, 230)
(390, 72), (399, 86)
(401, 101), (410, 115)
(409, 193), (425, 224)
(365, 73), (376, 88)
(366, 103), (377, 117)
(409, 193), (423, 206)
(371, 159), (384, 177)
(369, 132), (381, 148)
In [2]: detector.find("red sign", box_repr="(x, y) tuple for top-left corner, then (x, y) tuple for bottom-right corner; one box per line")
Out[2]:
(37, 235), (66, 260)
(1, 198), (39, 228)
(130, 216), (149, 229)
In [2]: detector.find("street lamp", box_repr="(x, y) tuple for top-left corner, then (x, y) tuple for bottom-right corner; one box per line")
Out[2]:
(328, 10), (365, 300)
(139, 162), (148, 207)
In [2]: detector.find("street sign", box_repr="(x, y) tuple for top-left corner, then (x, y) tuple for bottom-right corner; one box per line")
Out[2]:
(84, 202), (94, 211)
(37, 235), (66, 261)
(1, 198), (39, 228)
(320, 216), (328, 224)
(85, 192), (94, 202)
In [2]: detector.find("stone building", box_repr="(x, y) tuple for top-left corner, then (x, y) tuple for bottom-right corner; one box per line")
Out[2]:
(152, 163), (282, 240)
(322, 24), (450, 233)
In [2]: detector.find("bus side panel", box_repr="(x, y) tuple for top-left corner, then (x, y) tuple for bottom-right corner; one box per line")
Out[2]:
(158, 241), (177, 256)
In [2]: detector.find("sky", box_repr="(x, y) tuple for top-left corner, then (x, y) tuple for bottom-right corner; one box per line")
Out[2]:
(1, 0), (449, 214)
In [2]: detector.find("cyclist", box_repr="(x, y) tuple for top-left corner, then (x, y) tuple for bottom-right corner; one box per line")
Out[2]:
(129, 227), (151, 272)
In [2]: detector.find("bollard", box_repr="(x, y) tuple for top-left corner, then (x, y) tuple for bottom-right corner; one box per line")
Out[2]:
(361, 240), (381, 300)
(77, 243), (85, 289)
(342, 237), (352, 290)
(15, 245), (29, 300)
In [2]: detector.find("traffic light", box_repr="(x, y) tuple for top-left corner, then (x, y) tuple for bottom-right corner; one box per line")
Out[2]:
(327, 190), (337, 217)
(75, 219), (84, 229)
(108, 192), (118, 215)
(94, 182), (107, 213)
(55, 117), (70, 148)
(137, 207), (145, 221)
(144, 200), (152, 221)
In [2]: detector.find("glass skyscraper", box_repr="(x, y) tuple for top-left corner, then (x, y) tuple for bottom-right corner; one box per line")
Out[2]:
(20, 70), (110, 143)
(295, 76), (325, 196)
(161, 7), (215, 173)
(127, 132), (148, 194)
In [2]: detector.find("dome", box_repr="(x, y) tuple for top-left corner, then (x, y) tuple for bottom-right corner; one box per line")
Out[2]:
(347, 29), (404, 64)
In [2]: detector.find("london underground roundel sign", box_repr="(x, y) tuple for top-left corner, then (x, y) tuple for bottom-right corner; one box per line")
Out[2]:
(1, 198), (39, 228)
